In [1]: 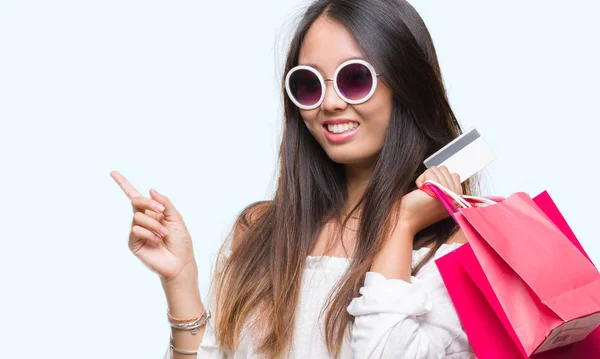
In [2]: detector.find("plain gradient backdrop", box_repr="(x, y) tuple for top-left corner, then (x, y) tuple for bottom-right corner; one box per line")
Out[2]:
(0, 1), (598, 357)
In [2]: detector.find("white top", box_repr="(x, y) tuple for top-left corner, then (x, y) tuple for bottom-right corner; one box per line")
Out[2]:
(163, 242), (475, 359)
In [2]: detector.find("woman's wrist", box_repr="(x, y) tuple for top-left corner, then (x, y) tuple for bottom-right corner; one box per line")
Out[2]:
(161, 259), (199, 286)
(163, 285), (204, 319)
(395, 214), (420, 239)
(161, 261), (204, 318)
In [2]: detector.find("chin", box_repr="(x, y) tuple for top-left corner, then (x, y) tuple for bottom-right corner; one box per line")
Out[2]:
(324, 147), (379, 166)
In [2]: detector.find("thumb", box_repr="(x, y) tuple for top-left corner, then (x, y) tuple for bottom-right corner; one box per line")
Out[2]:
(415, 174), (425, 188)
(149, 188), (184, 223)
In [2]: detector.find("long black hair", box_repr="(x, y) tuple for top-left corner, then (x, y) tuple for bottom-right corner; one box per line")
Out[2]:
(213, 1), (480, 357)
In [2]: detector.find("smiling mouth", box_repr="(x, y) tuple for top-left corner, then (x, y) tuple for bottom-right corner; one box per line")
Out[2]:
(324, 121), (360, 134)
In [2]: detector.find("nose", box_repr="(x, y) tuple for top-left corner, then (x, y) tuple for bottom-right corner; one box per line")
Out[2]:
(321, 80), (347, 113)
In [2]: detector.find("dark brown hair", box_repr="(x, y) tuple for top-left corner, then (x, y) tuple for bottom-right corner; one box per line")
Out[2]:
(212, 1), (480, 357)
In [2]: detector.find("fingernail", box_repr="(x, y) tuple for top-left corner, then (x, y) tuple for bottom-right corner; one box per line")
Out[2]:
(160, 227), (169, 236)
(155, 203), (165, 212)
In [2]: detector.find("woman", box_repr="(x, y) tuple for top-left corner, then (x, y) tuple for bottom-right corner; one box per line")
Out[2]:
(112, 0), (478, 357)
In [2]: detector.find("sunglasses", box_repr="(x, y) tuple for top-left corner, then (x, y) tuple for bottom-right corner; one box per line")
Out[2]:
(285, 59), (381, 110)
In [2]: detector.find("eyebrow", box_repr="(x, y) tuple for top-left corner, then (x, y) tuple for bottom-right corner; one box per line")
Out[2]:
(299, 55), (366, 73)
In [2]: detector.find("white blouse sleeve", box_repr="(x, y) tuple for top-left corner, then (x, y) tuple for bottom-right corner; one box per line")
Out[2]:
(163, 247), (234, 359)
(346, 255), (473, 359)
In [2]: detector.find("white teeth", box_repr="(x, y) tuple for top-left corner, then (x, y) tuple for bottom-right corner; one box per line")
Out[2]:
(327, 122), (358, 134)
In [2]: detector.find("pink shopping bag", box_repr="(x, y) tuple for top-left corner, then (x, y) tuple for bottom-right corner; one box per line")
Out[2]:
(426, 183), (600, 358)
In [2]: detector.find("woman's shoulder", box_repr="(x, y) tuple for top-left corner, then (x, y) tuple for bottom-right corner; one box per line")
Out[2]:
(414, 241), (464, 261)
(412, 229), (467, 279)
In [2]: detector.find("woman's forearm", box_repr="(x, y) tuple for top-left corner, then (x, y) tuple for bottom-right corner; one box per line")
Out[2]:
(161, 262), (205, 359)
(369, 223), (414, 281)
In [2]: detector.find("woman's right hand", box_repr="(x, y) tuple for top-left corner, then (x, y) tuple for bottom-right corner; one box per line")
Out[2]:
(110, 170), (197, 284)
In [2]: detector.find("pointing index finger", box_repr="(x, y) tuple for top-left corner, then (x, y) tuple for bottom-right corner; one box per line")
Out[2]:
(110, 170), (142, 199)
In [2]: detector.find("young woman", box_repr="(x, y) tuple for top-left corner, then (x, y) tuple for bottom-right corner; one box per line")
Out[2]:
(112, 0), (479, 357)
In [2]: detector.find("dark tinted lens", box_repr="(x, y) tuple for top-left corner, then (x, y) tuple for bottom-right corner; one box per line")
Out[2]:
(289, 69), (322, 106)
(337, 63), (373, 101)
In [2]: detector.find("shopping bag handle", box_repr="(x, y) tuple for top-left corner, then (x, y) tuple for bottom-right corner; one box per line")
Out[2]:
(423, 182), (461, 222)
(421, 180), (504, 210)
(423, 180), (474, 208)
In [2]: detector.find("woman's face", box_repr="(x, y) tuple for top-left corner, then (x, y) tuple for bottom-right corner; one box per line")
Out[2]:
(297, 16), (393, 166)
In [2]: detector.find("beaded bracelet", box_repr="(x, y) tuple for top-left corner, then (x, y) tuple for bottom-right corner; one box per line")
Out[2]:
(168, 310), (202, 323)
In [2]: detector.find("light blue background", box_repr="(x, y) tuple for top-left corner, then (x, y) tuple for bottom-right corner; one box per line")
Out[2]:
(0, 1), (598, 357)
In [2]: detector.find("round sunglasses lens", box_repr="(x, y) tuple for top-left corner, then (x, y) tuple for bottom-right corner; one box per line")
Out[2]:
(289, 69), (322, 107)
(337, 63), (373, 102)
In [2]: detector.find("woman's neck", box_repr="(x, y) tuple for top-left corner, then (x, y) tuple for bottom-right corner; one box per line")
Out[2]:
(344, 159), (377, 215)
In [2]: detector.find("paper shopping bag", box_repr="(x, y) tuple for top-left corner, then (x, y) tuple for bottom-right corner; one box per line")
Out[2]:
(437, 244), (600, 359)
(426, 184), (600, 358)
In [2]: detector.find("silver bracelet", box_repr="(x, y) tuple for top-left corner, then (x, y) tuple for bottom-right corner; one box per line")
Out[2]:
(168, 309), (211, 335)
(170, 316), (206, 330)
(170, 336), (199, 355)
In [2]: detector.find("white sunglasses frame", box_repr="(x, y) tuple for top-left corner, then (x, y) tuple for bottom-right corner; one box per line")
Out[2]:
(285, 59), (381, 110)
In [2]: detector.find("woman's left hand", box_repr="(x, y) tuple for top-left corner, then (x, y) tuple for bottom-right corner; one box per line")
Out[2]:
(398, 166), (462, 235)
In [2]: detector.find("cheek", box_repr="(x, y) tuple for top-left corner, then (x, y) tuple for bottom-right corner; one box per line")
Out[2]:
(299, 109), (319, 129)
(298, 109), (323, 139)
(366, 87), (393, 130)
(359, 96), (393, 131)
